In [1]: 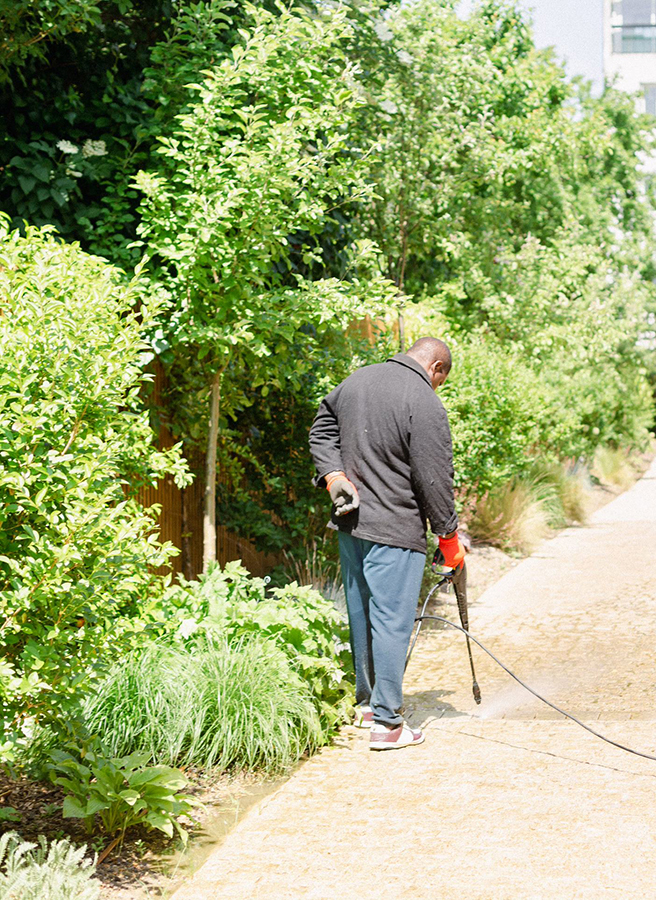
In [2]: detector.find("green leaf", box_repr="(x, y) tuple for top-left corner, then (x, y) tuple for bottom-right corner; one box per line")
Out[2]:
(17, 175), (36, 194)
(62, 796), (87, 819)
(145, 811), (174, 838)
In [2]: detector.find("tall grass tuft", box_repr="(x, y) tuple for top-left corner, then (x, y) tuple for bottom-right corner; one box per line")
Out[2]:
(469, 479), (551, 554)
(82, 637), (323, 773)
(526, 460), (591, 526)
(0, 832), (99, 900)
(282, 541), (346, 616)
(591, 445), (635, 490)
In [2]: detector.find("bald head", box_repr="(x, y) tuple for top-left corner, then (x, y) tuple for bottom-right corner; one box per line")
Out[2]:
(407, 336), (452, 372)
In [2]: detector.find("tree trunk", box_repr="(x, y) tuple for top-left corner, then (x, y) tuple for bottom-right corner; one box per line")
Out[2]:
(398, 220), (408, 353)
(181, 484), (193, 581)
(398, 309), (405, 352)
(203, 371), (221, 572)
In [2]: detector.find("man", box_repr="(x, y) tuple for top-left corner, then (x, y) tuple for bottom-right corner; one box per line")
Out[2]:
(309, 336), (466, 751)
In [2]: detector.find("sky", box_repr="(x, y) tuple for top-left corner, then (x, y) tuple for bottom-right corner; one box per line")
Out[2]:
(457, 0), (604, 93)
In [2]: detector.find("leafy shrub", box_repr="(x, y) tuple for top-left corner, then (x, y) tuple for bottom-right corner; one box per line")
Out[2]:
(0, 220), (189, 756)
(0, 831), (99, 900)
(82, 637), (324, 773)
(0, 807), (20, 823)
(461, 231), (655, 459)
(442, 338), (553, 500)
(49, 748), (194, 843)
(148, 562), (354, 730)
(0, 0), (244, 269)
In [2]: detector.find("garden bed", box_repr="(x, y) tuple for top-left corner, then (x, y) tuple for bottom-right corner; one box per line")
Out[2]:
(0, 769), (277, 900)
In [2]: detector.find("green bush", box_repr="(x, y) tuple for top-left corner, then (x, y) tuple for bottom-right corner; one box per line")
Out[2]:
(442, 338), (554, 500)
(0, 220), (189, 758)
(147, 562), (354, 731)
(82, 637), (324, 773)
(0, 832), (99, 900)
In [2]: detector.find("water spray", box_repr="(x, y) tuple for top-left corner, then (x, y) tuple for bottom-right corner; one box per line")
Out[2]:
(405, 550), (656, 764)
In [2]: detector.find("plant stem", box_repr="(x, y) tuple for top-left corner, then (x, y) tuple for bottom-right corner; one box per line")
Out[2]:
(97, 836), (121, 865)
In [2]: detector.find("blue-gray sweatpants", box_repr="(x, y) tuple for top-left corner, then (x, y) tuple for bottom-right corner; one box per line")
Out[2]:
(338, 532), (426, 727)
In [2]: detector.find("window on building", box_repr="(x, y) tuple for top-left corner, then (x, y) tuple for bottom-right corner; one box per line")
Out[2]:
(621, 0), (653, 25)
(612, 0), (656, 52)
(613, 27), (656, 51)
(611, 0), (656, 53)
(644, 84), (656, 114)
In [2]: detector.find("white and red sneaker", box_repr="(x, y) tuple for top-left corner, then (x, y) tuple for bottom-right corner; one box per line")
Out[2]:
(353, 705), (374, 728)
(369, 721), (425, 751)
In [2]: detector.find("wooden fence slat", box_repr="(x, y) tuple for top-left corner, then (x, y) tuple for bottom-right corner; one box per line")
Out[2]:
(138, 360), (281, 579)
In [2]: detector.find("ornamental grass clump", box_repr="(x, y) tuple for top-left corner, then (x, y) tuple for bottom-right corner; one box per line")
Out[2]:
(82, 637), (323, 773)
(469, 458), (593, 554)
(526, 460), (591, 527)
(591, 446), (635, 491)
(282, 543), (347, 617)
(153, 561), (354, 731)
(196, 637), (323, 771)
(469, 479), (551, 555)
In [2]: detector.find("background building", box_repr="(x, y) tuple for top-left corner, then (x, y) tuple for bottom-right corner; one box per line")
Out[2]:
(605, 0), (656, 112)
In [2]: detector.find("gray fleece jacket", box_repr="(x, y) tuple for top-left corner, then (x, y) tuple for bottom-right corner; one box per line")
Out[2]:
(308, 353), (458, 554)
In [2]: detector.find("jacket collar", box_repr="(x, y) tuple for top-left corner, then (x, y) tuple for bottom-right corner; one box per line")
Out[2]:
(388, 353), (432, 387)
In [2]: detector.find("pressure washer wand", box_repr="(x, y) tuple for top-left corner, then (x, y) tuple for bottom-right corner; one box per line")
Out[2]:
(405, 550), (481, 705)
(451, 562), (481, 705)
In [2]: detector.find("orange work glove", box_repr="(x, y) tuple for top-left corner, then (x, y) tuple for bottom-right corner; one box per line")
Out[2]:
(438, 533), (467, 569)
(325, 471), (360, 516)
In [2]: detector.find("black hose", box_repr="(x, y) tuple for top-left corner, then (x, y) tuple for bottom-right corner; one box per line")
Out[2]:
(416, 613), (656, 764)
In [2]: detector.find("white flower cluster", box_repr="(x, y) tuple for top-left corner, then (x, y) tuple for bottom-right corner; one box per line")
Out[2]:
(379, 99), (398, 115)
(57, 140), (79, 155)
(373, 20), (394, 42)
(82, 139), (107, 158)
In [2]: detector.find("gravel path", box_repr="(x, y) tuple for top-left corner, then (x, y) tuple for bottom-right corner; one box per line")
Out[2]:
(172, 459), (656, 900)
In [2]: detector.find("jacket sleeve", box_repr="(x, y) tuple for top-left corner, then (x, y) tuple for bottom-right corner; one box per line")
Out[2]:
(308, 391), (344, 487)
(409, 394), (459, 536)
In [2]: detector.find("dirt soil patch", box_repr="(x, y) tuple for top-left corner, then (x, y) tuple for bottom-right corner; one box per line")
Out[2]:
(0, 768), (265, 899)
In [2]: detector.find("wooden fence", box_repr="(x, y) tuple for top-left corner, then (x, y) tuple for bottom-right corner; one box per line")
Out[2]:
(139, 361), (280, 579)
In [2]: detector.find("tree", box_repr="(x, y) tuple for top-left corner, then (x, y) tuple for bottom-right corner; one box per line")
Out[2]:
(342, 0), (654, 488)
(346, 0), (508, 346)
(136, 2), (397, 570)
